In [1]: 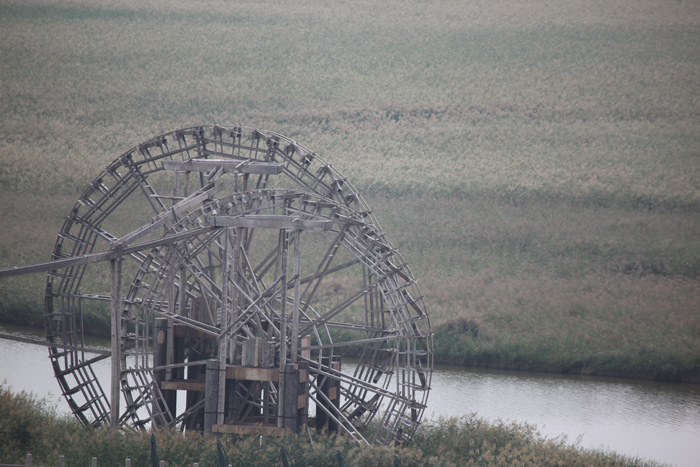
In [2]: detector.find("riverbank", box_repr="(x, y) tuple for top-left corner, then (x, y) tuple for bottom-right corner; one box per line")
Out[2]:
(2, 315), (698, 385)
(0, 384), (662, 467)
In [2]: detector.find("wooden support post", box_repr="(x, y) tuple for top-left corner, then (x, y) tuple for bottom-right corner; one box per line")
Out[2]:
(218, 228), (230, 426)
(174, 335), (185, 380)
(329, 356), (342, 433)
(152, 318), (166, 427)
(280, 363), (300, 432)
(291, 231), (301, 363)
(297, 362), (309, 430)
(185, 349), (205, 431)
(317, 356), (330, 432)
(204, 358), (219, 434)
(277, 230), (289, 428)
(301, 336), (311, 360)
(109, 255), (122, 432)
(153, 318), (175, 426)
(230, 227), (242, 365)
(225, 372), (238, 424)
(318, 356), (341, 433)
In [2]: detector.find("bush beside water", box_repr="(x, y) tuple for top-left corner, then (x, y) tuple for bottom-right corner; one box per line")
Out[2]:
(0, 384), (662, 466)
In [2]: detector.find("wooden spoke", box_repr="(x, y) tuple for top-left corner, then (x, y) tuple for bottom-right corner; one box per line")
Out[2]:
(34, 126), (431, 444)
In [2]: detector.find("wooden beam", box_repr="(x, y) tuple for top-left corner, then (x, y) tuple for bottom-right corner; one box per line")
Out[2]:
(162, 159), (284, 175)
(204, 358), (219, 434)
(161, 380), (206, 392)
(226, 365), (279, 382)
(112, 182), (221, 247)
(109, 256), (122, 432)
(0, 226), (218, 278)
(209, 215), (333, 231)
(173, 324), (215, 339)
(0, 333), (110, 356)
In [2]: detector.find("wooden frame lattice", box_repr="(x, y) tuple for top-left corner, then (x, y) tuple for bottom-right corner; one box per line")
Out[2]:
(4, 125), (432, 445)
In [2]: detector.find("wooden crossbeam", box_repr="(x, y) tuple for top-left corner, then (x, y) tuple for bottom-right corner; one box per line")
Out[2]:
(0, 226), (217, 278)
(226, 366), (279, 382)
(209, 215), (333, 231)
(0, 333), (110, 356)
(162, 159), (284, 175)
(112, 181), (222, 247)
(161, 380), (206, 392)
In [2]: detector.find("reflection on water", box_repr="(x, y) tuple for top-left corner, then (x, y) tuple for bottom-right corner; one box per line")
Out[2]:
(1, 323), (699, 466)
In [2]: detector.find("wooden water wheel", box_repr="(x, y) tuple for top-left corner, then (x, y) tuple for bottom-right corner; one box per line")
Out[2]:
(26, 126), (432, 444)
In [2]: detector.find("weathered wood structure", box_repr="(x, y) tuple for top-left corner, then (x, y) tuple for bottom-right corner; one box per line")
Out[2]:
(0, 126), (432, 445)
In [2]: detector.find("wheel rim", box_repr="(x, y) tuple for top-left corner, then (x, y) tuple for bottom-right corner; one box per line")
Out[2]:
(44, 125), (432, 444)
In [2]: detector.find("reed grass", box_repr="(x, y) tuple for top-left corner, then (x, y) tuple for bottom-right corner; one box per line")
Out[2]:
(0, 384), (662, 466)
(0, 0), (699, 380)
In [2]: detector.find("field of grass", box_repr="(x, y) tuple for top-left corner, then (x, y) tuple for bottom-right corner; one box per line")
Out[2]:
(1, 0), (699, 381)
(0, 384), (662, 466)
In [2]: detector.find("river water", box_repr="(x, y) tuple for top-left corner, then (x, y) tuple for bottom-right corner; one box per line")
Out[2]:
(1, 322), (699, 467)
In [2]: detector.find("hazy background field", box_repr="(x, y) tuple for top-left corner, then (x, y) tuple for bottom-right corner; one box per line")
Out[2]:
(1, 0), (698, 380)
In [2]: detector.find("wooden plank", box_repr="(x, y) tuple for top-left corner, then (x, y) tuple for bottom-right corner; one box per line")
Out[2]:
(161, 380), (206, 392)
(226, 365), (279, 382)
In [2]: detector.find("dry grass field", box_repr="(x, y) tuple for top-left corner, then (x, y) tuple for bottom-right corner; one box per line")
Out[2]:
(1, 0), (699, 379)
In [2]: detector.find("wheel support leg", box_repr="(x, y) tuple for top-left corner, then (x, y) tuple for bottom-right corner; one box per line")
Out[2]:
(109, 255), (122, 432)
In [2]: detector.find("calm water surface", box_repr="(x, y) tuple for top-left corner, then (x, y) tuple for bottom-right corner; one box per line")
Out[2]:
(1, 323), (699, 466)
(426, 363), (700, 467)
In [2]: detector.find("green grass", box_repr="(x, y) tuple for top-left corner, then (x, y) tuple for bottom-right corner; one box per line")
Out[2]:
(1, 0), (699, 380)
(0, 384), (662, 466)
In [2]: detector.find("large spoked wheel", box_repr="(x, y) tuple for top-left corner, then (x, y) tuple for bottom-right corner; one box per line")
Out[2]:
(44, 126), (431, 445)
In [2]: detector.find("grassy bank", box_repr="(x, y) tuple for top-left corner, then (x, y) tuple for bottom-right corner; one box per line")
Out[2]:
(0, 384), (661, 467)
(1, 0), (699, 381)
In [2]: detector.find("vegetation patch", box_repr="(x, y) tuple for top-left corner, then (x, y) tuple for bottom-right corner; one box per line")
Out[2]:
(0, 384), (662, 466)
